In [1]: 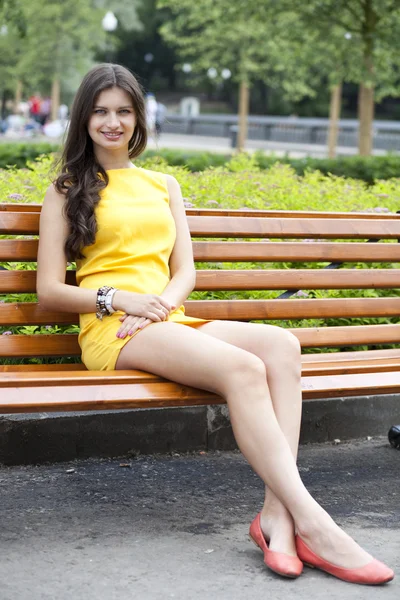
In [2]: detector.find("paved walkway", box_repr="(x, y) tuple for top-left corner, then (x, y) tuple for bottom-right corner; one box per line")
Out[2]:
(0, 437), (398, 599)
(146, 133), (389, 158)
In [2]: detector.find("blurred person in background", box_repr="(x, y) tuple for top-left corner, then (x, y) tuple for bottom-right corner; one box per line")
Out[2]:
(28, 93), (41, 123)
(145, 92), (157, 135)
(155, 101), (166, 137)
(58, 103), (69, 123)
(39, 96), (51, 127)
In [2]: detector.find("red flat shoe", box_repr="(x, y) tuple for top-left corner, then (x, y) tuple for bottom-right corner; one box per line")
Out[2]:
(249, 513), (303, 578)
(295, 535), (394, 585)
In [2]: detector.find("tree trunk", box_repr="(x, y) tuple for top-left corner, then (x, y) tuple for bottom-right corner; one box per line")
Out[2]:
(358, 83), (374, 155)
(1, 90), (7, 120)
(14, 80), (23, 112)
(237, 80), (249, 152)
(51, 77), (60, 121)
(357, 0), (376, 156)
(327, 83), (342, 159)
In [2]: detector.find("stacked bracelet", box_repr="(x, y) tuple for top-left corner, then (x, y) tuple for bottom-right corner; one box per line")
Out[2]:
(96, 286), (119, 320)
(105, 287), (118, 314)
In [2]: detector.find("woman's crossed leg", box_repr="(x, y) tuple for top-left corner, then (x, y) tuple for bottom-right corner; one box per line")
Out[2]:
(115, 320), (374, 571)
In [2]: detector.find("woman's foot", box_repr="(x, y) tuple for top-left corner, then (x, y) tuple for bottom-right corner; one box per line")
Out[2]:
(295, 535), (394, 585)
(297, 509), (374, 569)
(260, 505), (297, 557)
(249, 513), (303, 578)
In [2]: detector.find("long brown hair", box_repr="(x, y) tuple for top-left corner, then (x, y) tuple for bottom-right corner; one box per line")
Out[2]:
(54, 63), (147, 262)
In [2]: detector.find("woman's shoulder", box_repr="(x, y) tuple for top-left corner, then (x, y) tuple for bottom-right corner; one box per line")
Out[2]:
(138, 167), (178, 188)
(44, 182), (67, 204)
(40, 182), (68, 225)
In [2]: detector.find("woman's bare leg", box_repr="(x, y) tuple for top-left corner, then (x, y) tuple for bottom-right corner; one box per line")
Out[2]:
(195, 320), (302, 556)
(116, 321), (372, 568)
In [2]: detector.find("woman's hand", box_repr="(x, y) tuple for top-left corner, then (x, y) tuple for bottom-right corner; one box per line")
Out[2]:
(116, 315), (153, 339)
(113, 290), (175, 322)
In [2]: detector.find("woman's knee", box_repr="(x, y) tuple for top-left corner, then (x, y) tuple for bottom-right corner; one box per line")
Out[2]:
(267, 328), (301, 375)
(220, 352), (267, 396)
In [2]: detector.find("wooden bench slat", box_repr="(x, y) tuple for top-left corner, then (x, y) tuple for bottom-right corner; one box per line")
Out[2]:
(301, 371), (400, 398)
(0, 204), (41, 213)
(0, 369), (162, 387)
(185, 298), (400, 320)
(302, 361), (400, 376)
(0, 334), (81, 357)
(0, 370), (399, 414)
(294, 323), (400, 347)
(3, 212), (400, 238)
(187, 208), (400, 220)
(0, 270), (75, 293)
(301, 347), (400, 364)
(2, 355), (400, 387)
(1, 324), (399, 359)
(0, 363), (87, 372)
(3, 268), (400, 294)
(0, 381), (221, 413)
(2, 239), (400, 264)
(0, 212), (39, 235)
(0, 239), (39, 261)
(195, 270), (400, 290)
(2, 297), (400, 327)
(193, 241), (400, 263)
(187, 216), (400, 239)
(3, 203), (399, 220)
(2, 349), (400, 378)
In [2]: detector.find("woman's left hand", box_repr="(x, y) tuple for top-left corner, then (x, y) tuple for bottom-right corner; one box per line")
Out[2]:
(116, 314), (153, 339)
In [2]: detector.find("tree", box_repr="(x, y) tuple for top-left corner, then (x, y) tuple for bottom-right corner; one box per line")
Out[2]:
(157, 0), (324, 151)
(1, 0), (144, 119)
(286, 0), (400, 155)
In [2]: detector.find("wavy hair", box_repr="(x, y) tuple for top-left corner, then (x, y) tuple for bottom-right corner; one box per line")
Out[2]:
(54, 63), (147, 262)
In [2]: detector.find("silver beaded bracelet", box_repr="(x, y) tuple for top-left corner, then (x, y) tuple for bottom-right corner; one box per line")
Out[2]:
(96, 285), (114, 320)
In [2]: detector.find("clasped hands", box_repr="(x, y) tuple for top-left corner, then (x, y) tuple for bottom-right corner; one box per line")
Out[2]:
(113, 291), (176, 339)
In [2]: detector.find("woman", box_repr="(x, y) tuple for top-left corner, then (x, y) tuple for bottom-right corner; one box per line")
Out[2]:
(36, 63), (394, 585)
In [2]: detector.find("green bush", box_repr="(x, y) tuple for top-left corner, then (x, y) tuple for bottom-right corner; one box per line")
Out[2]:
(252, 152), (400, 184)
(0, 142), (61, 169)
(2, 152), (400, 213)
(1, 141), (400, 182)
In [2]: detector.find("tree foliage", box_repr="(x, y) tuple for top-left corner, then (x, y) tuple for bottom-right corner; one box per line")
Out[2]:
(0, 0), (145, 101)
(157, 0), (322, 102)
(286, 0), (400, 100)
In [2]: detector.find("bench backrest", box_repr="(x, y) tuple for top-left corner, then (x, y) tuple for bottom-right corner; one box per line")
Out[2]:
(1, 204), (400, 366)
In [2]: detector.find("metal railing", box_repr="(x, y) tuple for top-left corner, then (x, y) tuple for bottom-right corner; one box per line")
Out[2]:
(163, 114), (400, 151)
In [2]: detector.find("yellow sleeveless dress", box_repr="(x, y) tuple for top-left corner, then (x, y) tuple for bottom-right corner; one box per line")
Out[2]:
(76, 167), (210, 371)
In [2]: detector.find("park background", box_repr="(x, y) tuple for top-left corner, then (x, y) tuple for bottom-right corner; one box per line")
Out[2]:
(1, 0), (400, 155)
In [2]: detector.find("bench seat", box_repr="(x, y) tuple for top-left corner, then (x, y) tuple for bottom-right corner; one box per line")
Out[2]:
(1, 369), (400, 414)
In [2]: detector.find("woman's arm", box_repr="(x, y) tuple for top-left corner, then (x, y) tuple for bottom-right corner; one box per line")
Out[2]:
(36, 184), (99, 313)
(161, 174), (196, 308)
(37, 184), (172, 320)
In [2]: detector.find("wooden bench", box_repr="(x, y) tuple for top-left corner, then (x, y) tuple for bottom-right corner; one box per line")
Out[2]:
(1, 203), (400, 414)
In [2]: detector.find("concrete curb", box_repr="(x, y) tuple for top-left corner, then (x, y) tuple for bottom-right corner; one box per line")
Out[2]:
(0, 394), (399, 465)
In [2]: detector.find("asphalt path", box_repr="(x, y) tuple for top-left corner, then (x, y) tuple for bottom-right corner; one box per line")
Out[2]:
(0, 437), (398, 599)
(148, 133), (390, 157)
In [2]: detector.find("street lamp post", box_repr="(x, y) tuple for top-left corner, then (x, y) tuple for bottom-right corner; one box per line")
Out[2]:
(102, 11), (118, 63)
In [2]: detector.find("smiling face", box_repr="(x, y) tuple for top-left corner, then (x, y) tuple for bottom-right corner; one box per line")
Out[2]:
(87, 86), (136, 154)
